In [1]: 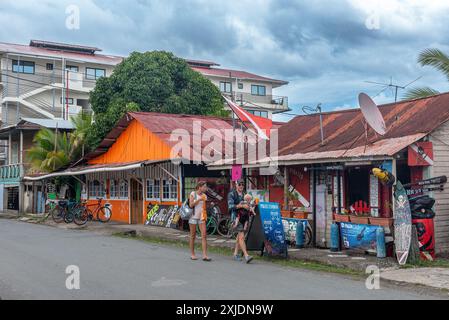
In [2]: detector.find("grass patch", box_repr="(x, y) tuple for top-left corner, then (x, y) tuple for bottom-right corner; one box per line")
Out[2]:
(113, 233), (363, 277)
(401, 258), (449, 269)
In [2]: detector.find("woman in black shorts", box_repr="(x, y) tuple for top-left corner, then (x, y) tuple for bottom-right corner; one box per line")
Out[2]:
(232, 194), (254, 263)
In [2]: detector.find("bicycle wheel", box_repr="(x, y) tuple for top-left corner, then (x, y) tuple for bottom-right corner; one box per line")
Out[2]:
(51, 207), (65, 223)
(74, 207), (89, 226)
(97, 206), (112, 223)
(206, 217), (218, 235)
(217, 218), (231, 237)
(304, 226), (313, 246)
(64, 211), (74, 224)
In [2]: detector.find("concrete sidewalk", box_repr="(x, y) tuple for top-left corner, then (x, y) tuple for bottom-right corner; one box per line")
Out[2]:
(2, 212), (449, 292)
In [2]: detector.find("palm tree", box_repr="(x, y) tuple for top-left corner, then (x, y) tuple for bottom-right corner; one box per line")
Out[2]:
(27, 113), (92, 173)
(404, 48), (449, 100)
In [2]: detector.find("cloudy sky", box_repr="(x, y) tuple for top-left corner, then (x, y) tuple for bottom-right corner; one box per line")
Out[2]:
(2, 0), (449, 121)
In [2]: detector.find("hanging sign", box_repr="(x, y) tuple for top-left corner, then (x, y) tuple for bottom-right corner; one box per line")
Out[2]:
(340, 222), (379, 251)
(232, 165), (243, 181)
(408, 142), (434, 167)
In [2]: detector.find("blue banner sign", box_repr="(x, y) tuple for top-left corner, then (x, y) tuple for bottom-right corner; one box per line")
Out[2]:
(340, 222), (378, 251)
(282, 218), (308, 245)
(258, 202), (288, 257)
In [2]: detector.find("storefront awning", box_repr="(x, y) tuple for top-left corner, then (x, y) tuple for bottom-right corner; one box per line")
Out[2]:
(207, 133), (426, 169)
(23, 159), (174, 181)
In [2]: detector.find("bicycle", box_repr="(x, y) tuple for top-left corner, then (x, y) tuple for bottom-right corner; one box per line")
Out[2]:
(48, 200), (81, 224)
(196, 202), (220, 235)
(73, 198), (112, 226)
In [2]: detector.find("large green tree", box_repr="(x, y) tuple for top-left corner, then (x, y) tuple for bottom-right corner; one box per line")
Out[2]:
(404, 48), (449, 100)
(86, 51), (226, 149)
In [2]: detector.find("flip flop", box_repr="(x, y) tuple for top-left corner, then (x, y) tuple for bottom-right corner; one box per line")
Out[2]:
(191, 257), (198, 260)
(202, 257), (212, 262)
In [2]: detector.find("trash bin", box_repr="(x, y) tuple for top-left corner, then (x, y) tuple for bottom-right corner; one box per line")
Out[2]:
(411, 207), (436, 259)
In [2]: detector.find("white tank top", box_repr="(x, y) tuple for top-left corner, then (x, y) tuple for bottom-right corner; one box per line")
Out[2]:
(191, 191), (206, 220)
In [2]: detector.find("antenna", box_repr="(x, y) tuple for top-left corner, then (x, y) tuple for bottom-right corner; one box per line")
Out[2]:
(303, 103), (325, 145)
(365, 76), (422, 102)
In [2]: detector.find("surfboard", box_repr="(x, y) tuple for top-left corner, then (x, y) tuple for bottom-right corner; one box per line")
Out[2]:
(394, 180), (412, 265)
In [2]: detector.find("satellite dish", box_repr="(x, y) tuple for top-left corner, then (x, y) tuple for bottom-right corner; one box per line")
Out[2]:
(358, 93), (387, 135)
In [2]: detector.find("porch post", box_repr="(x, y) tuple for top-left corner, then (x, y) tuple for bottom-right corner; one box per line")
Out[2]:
(312, 167), (317, 247)
(283, 166), (289, 210)
(337, 169), (342, 214)
(8, 132), (11, 165)
(19, 130), (23, 164)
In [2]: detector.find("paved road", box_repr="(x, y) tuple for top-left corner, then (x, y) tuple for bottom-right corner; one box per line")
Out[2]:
(0, 220), (443, 300)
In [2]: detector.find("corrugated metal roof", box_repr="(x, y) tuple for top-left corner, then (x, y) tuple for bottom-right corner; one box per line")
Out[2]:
(85, 112), (238, 161)
(278, 92), (449, 158)
(21, 118), (74, 130)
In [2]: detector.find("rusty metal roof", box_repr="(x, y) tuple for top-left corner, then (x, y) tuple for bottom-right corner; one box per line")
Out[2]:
(207, 93), (449, 168)
(85, 112), (237, 161)
(278, 93), (449, 158)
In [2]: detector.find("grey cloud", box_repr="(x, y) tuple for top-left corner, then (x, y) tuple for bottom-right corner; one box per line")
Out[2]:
(1, 0), (449, 117)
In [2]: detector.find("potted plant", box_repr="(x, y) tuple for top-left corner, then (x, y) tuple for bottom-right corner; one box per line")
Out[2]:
(349, 213), (370, 225)
(334, 209), (350, 222)
(369, 217), (394, 227)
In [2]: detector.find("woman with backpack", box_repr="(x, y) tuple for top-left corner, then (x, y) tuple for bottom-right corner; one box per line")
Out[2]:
(188, 181), (212, 261)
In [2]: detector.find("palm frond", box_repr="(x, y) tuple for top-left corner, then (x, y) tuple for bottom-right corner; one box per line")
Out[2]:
(403, 87), (440, 101)
(418, 48), (449, 81)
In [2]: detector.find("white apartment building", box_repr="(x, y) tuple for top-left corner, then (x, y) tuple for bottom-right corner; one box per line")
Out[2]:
(0, 40), (123, 125)
(186, 59), (289, 119)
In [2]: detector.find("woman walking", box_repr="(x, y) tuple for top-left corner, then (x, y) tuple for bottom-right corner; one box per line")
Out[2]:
(189, 181), (212, 261)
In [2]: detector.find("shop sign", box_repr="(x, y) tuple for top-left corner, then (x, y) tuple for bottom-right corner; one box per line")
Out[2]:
(340, 222), (378, 251)
(258, 202), (288, 257)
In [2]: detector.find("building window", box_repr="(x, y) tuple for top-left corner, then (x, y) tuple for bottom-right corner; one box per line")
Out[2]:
(251, 85), (266, 96)
(146, 179), (161, 200)
(46, 63), (54, 71)
(238, 83), (244, 90)
(88, 180), (105, 199)
(109, 180), (119, 199)
(12, 60), (35, 74)
(66, 65), (79, 72)
(162, 179), (177, 201)
(60, 97), (74, 105)
(220, 81), (232, 93)
(119, 179), (129, 199)
(86, 67), (106, 80)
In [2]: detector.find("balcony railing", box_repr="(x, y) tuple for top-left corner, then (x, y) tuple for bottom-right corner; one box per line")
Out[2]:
(1, 69), (97, 97)
(0, 163), (24, 181)
(223, 92), (289, 111)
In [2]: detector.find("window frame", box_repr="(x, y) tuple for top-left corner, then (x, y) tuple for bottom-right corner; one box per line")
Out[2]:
(146, 179), (161, 201)
(66, 65), (79, 73)
(109, 179), (119, 199)
(85, 67), (106, 80)
(119, 179), (129, 199)
(12, 60), (35, 74)
(251, 85), (266, 96)
(162, 178), (178, 201)
(46, 63), (54, 71)
(219, 81), (232, 93)
(88, 180), (105, 199)
(60, 97), (75, 105)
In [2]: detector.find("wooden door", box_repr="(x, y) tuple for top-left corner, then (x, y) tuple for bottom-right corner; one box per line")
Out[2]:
(130, 179), (143, 224)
